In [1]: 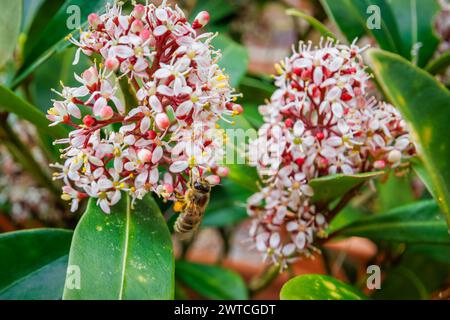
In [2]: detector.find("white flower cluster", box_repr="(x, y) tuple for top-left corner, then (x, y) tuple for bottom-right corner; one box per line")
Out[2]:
(247, 39), (416, 267)
(48, 1), (241, 213)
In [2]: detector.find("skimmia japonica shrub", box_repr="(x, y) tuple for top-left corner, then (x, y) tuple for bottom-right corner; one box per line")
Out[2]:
(47, 1), (241, 213)
(247, 40), (416, 267)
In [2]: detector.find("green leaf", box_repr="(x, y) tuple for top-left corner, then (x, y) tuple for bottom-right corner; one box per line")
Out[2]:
(203, 179), (252, 227)
(337, 200), (450, 244)
(367, 49), (450, 225)
(0, 1), (22, 68)
(14, 0), (110, 88)
(387, 0), (440, 66)
(190, 0), (236, 25)
(351, 0), (402, 53)
(310, 171), (384, 204)
(373, 250), (449, 299)
(0, 229), (73, 300)
(212, 34), (249, 87)
(377, 172), (415, 211)
(21, 0), (109, 74)
(286, 8), (337, 41)
(327, 206), (366, 234)
(426, 51), (450, 75)
(0, 85), (68, 139)
(280, 274), (367, 300)
(63, 194), (174, 300)
(320, 0), (365, 43)
(176, 261), (248, 300)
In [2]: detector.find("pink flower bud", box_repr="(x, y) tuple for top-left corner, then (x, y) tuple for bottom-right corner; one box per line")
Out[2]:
(140, 28), (151, 41)
(131, 20), (144, 33)
(205, 175), (220, 185)
(164, 183), (174, 194)
(88, 13), (100, 28)
(155, 113), (170, 130)
(232, 104), (243, 115)
(133, 4), (146, 19)
(374, 160), (386, 169)
(99, 106), (113, 120)
(138, 149), (152, 163)
(216, 166), (229, 177)
(105, 58), (119, 72)
(192, 11), (210, 29)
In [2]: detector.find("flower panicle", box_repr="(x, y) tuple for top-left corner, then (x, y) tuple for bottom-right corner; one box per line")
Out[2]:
(247, 39), (416, 268)
(48, 1), (240, 213)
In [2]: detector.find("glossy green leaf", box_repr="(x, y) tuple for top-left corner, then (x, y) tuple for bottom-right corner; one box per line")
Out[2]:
(212, 34), (249, 87)
(176, 261), (248, 300)
(0, 85), (68, 139)
(286, 8), (337, 41)
(351, 0), (402, 53)
(337, 200), (450, 244)
(63, 195), (174, 300)
(387, 0), (440, 66)
(0, 229), (72, 300)
(280, 274), (366, 300)
(0, 1), (22, 68)
(367, 49), (450, 225)
(310, 171), (384, 204)
(320, 0), (365, 42)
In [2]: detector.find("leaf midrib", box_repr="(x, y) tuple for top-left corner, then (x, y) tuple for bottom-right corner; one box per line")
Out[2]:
(118, 195), (131, 300)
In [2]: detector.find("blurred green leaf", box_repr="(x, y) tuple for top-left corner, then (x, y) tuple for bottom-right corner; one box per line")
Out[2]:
(31, 47), (90, 113)
(190, 0), (236, 24)
(63, 195), (174, 300)
(0, 1), (22, 68)
(14, 0), (110, 88)
(176, 261), (248, 300)
(310, 171), (384, 204)
(22, 0), (63, 41)
(320, 0), (365, 42)
(280, 274), (367, 300)
(0, 229), (72, 300)
(337, 200), (450, 244)
(377, 172), (415, 211)
(327, 206), (366, 234)
(373, 250), (449, 299)
(426, 51), (450, 75)
(22, 0), (109, 73)
(0, 85), (68, 138)
(367, 49), (450, 225)
(286, 8), (337, 41)
(351, 0), (403, 53)
(203, 180), (252, 227)
(213, 34), (249, 87)
(387, 0), (440, 66)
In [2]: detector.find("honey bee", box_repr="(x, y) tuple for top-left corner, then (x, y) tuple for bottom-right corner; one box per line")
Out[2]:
(173, 172), (211, 240)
